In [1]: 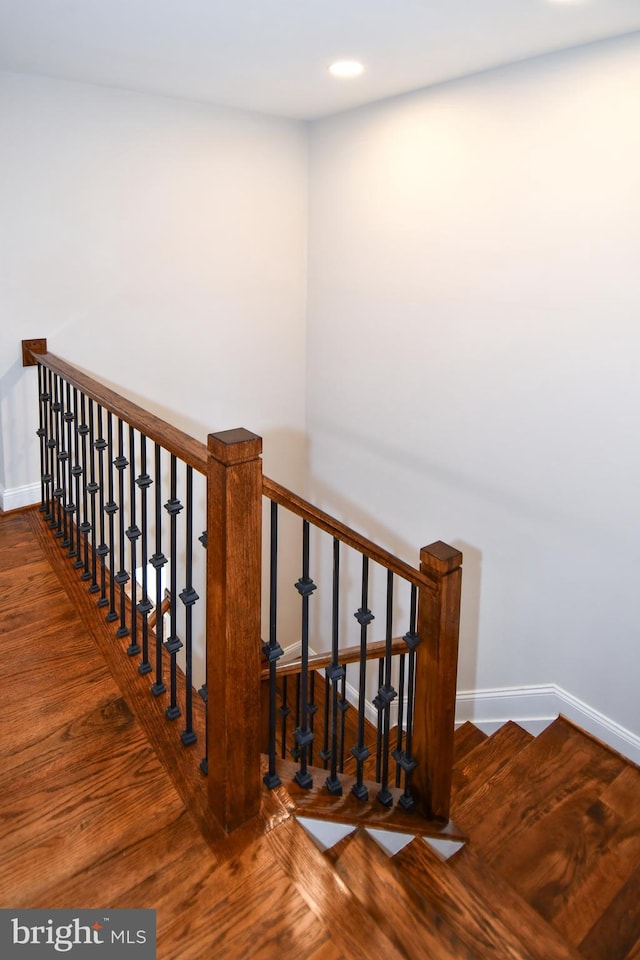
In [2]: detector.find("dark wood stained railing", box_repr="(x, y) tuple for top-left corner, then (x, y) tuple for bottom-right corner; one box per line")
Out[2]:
(23, 339), (462, 833)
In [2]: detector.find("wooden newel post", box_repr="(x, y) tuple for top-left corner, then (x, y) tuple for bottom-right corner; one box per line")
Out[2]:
(206, 428), (263, 833)
(412, 541), (462, 822)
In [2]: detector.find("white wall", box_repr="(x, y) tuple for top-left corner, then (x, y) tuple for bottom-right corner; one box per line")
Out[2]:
(306, 34), (640, 738)
(0, 71), (308, 502)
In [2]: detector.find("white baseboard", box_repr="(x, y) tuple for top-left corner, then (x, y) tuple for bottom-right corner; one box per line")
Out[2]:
(456, 684), (640, 767)
(0, 482), (41, 513)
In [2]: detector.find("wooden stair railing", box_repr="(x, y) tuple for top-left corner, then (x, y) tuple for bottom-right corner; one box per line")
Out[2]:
(22, 339), (462, 834)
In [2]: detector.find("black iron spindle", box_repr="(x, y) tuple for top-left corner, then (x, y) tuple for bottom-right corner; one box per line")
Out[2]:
(136, 435), (153, 674)
(180, 465), (198, 746)
(104, 411), (118, 622)
(164, 454), (182, 721)
(41, 367), (54, 520)
(94, 405), (109, 608)
(57, 379), (70, 548)
(64, 381), (77, 559)
(352, 554), (374, 801)
(280, 675), (290, 760)
(87, 400), (99, 593)
(125, 426), (141, 655)
(338, 671), (348, 773)
(263, 500), (283, 788)
(393, 651), (406, 787)
(78, 393), (91, 581)
(325, 536), (343, 795)
(293, 519), (315, 789)
(399, 585), (421, 810)
(51, 374), (64, 537)
(150, 442), (167, 697)
(374, 569), (396, 807)
(71, 389), (84, 569)
(36, 362), (48, 514)
(114, 418), (130, 637)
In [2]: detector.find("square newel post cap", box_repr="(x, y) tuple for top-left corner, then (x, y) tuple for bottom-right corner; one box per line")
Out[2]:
(420, 541), (463, 576)
(208, 428), (263, 465)
(22, 338), (47, 367)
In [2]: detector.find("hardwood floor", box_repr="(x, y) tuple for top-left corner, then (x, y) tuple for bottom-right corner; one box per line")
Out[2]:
(1, 507), (638, 959)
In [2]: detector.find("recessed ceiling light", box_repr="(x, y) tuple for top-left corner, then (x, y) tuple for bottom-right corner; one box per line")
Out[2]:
(329, 60), (364, 79)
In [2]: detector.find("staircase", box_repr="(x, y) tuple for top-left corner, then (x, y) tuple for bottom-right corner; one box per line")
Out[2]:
(276, 716), (640, 960)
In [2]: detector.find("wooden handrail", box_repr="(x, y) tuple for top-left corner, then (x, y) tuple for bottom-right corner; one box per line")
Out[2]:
(25, 346), (208, 474)
(263, 476), (437, 595)
(260, 636), (408, 680)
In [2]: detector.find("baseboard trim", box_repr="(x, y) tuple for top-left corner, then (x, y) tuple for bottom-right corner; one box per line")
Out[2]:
(0, 482), (41, 513)
(456, 684), (640, 766)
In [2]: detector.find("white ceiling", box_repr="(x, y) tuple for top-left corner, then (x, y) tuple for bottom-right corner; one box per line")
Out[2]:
(1, 1), (639, 120)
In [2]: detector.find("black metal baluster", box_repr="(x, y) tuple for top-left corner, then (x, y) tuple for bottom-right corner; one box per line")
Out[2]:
(308, 672), (317, 766)
(86, 400), (99, 594)
(180, 465), (198, 746)
(114, 418), (130, 637)
(164, 454), (182, 721)
(64, 382), (77, 560)
(198, 683), (208, 774)
(78, 394), (91, 581)
(150, 443), (167, 697)
(136, 435), (153, 674)
(374, 570), (397, 807)
(375, 657), (384, 782)
(280, 675), (290, 760)
(198, 530), (207, 774)
(399, 585), (421, 810)
(94, 405), (109, 608)
(104, 411), (118, 623)
(263, 500), (283, 787)
(393, 651), (406, 788)
(320, 674), (331, 770)
(57, 378), (70, 548)
(338, 671), (348, 773)
(36, 363), (48, 514)
(125, 426), (140, 655)
(41, 368), (54, 520)
(293, 520), (315, 789)
(70, 388), (83, 561)
(51, 374), (64, 537)
(325, 537), (343, 795)
(352, 554), (374, 801)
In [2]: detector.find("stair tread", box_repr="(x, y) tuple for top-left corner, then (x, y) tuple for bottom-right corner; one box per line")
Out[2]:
(453, 716), (637, 960)
(443, 843), (584, 960)
(333, 827), (478, 959)
(453, 717), (625, 845)
(268, 818), (409, 960)
(453, 721), (488, 765)
(451, 721), (534, 812)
